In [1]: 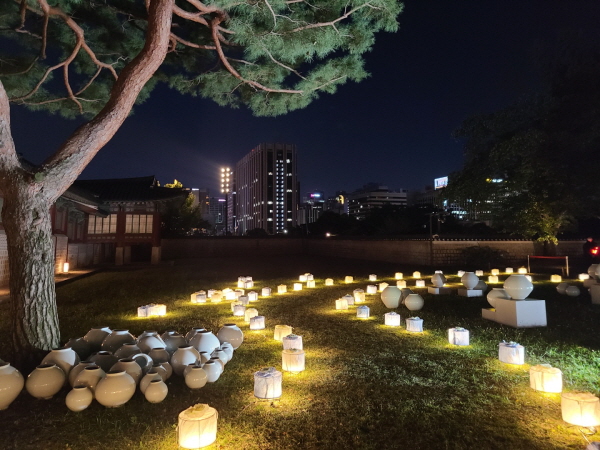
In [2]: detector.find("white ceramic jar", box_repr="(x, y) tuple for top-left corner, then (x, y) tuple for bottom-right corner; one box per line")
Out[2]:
(171, 345), (200, 376)
(41, 348), (80, 377)
(381, 286), (401, 308)
(145, 379), (168, 403)
(190, 330), (222, 354)
(65, 386), (93, 412)
(83, 326), (112, 353)
(503, 274), (533, 300)
(25, 363), (65, 400)
(0, 362), (24, 410)
(404, 294), (425, 311)
(139, 370), (162, 394)
(185, 366), (208, 390)
(95, 370), (135, 407)
(461, 272), (479, 290)
(68, 361), (96, 387)
(64, 337), (92, 361)
(89, 351), (118, 373)
(216, 324), (243, 349)
(202, 360), (221, 383)
(101, 330), (136, 354)
(73, 365), (106, 394)
(110, 358), (143, 385)
(137, 331), (166, 354)
(431, 273), (446, 287)
(114, 343), (142, 360)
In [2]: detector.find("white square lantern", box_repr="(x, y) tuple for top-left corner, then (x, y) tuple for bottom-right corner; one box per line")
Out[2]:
(353, 289), (366, 303)
(250, 316), (266, 330)
(254, 367), (282, 400)
(137, 305), (149, 317)
(234, 289), (245, 299)
(299, 274), (308, 282)
(244, 280), (254, 289)
(498, 341), (525, 365)
(406, 317), (423, 332)
(245, 308), (259, 323)
(505, 267), (514, 274)
(282, 349), (305, 373)
(529, 364), (562, 393)
(151, 304), (167, 316)
(306, 274), (314, 281)
(178, 404), (218, 450)
(335, 298), (349, 310)
(230, 301), (242, 313)
(191, 291), (206, 303)
(277, 285), (287, 294)
(293, 283), (303, 291)
(237, 277), (246, 288)
(491, 269), (500, 276)
(211, 291), (223, 303)
(379, 282), (389, 292)
(345, 276), (353, 284)
(224, 290), (236, 301)
(239, 295), (249, 306)
(415, 280), (425, 288)
(248, 291), (258, 302)
(343, 294), (354, 306)
(282, 334), (303, 350)
(488, 275), (499, 283)
(325, 278), (334, 286)
(457, 270), (465, 277)
(366, 285), (377, 295)
(412, 271), (421, 279)
(274, 325), (293, 341)
(207, 289), (216, 298)
(395, 272), (403, 280)
(307, 280), (316, 288)
(550, 275), (562, 283)
(579, 273), (590, 281)
(518, 267), (528, 274)
(448, 327), (469, 346)
(357, 305), (370, 319)
(261, 287), (272, 297)
(561, 392), (600, 426)
(369, 274), (377, 281)
(475, 270), (484, 277)
(233, 304), (246, 317)
(397, 280), (407, 289)
(385, 312), (401, 326)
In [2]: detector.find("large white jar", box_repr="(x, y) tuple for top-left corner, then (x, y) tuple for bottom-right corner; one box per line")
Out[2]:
(461, 272), (479, 290)
(73, 365), (105, 394)
(25, 363), (65, 400)
(380, 286), (401, 309)
(503, 274), (533, 300)
(211, 348), (229, 366)
(65, 386), (93, 412)
(404, 294), (425, 311)
(219, 343), (234, 361)
(89, 351), (118, 373)
(0, 362), (24, 410)
(185, 327), (206, 343)
(145, 379), (168, 403)
(42, 348), (80, 377)
(148, 348), (170, 365)
(101, 330), (136, 354)
(137, 331), (166, 354)
(68, 361), (96, 387)
(110, 358), (143, 385)
(114, 343), (142, 360)
(140, 370), (162, 394)
(95, 370), (135, 408)
(64, 337), (92, 361)
(202, 360), (221, 383)
(185, 366), (208, 390)
(431, 273), (446, 287)
(171, 345), (200, 376)
(487, 288), (510, 308)
(163, 333), (187, 355)
(83, 326), (112, 353)
(216, 324), (244, 349)
(190, 330), (222, 354)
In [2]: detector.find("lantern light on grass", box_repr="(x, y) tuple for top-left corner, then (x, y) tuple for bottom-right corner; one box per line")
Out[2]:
(293, 283), (303, 291)
(357, 305), (370, 319)
(530, 364), (562, 393)
(244, 277), (254, 288)
(551, 275), (562, 283)
(488, 275), (499, 284)
(282, 349), (305, 373)
(415, 279), (425, 288)
(498, 341), (525, 365)
(518, 267), (527, 274)
(457, 270), (465, 277)
(343, 294), (354, 306)
(248, 291), (258, 302)
(325, 278), (334, 286)
(245, 308), (259, 323)
(274, 325), (293, 341)
(579, 273), (590, 281)
(491, 269), (500, 276)
(448, 327), (469, 346)
(233, 304), (246, 317)
(63, 262), (69, 273)
(412, 271), (421, 279)
(299, 274), (308, 282)
(239, 295), (249, 306)
(379, 282), (389, 292)
(335, 298), (349, 310)
(191, 291), (206, 304)
(384, 312), (401, 326)
(397, 280), (407, 289)
(178, 403), (218, 449)
(207, 289), (216, 297)
(237, 277), (246, 288)
(230, 301), (242, 313)
(405, 317), (423, 333)
(234, 289), (245, 299)
(282, 334), (303, 350)
(254, 367), (282, 400)
(366, 285), (377, 295)
(475, 270), (484, 277)
(225, 291), (236, 301)
(261, 287), (272, 297)
(249, 316), (265, 330)
(369, 274), (377, 281)
(353, 289), (365, 303)
(277, 285), (287, 294)
(138, 304), (166, 317)
(395, 272), (403, 280)
(345, 276), (354, 283)
(505, 267), (514, 274)
(561, 392), (600, 427)
(307, 280), (316, 288)
(211, 291), (223, 303)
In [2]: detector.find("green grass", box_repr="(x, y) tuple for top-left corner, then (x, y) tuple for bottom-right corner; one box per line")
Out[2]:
(1, 255), (599, 449)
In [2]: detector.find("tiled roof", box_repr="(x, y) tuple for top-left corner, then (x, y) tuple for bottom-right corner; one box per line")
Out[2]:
(73, 176), (187, 202)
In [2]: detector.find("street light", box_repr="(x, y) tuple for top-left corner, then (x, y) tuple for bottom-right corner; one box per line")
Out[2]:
(220, 167), (231, 235)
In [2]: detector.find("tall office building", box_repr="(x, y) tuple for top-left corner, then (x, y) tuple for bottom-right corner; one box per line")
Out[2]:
(234, 143), (298, 235)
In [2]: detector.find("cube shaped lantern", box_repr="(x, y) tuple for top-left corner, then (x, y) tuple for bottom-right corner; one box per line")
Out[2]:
(530, 364), (562, 393)
(491, 269), (500, 276)
(550, 275), (562, 283)
(397, 280), (407, 289)
(384, 312), (401, 327)
(306, 274), (314, 281)
(249, 316), (265, 330)
(357, 305), (370, 319)
(261, 287), (272, 297)
(448, 327), (469, 346)
(248, 291), (258, 302)
(178, 403), (218, 449)
(561, 392), (600, 426)
(277, 285), (287, 294)
(488, 275), (499, 283)
(335, 298), (349, 310)
(230, 301), (242, 313)
(274, 325), (293, 341)
(343, 294), (354, 306)
(293, 283), (303, 291)
(245, 308), (259, 323)
(518, 267), (528, 274)
(579, 273), (590, 281)
(224, 290), (236, 301)
(234, 289), (245, 298)
(412, 271), (421, 279)
(244, 281), (254, 289)
(366, 285), (377, 295)
(233, 304), (246, 317)
(353, 289), (366, 303)
(457, 270), (465, 277)
(307, 280), (316, 288)
(239, 295), (250, 306)
(282, 334), (303, 350)
(299, 274), (308, 282)
(395, 272), (403, 280)
(498, 341), (525, 365)
(254, 367), (282, 400)
(379, 282), (389, 292)
(325, 278), (334, 286)
(475, 270), (484, 277)
(191, 291), (206, 304)
(207, 289), (216, 297)
(415, 280), (425, 288)
(369, 274), (377, 281)
(237, 277), (246, 288)
(406, 317), (423, 332)
(282, 349), (305, 373)
(211, 291), (223, 303)
(345, 276), (354, 284)
(505, 267), (514, 274)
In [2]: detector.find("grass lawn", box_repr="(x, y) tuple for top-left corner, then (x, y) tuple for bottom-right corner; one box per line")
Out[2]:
(0, 255), (599, 450)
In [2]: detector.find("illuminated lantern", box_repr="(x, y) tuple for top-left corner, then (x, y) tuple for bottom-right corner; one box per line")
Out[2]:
(550, 275), (562, 283)
(274, 325), (293, 341)
(248, 291), (258, 302)
(261, 287), (272, 297)
(335, 298), (349, 310)
(491, 269), (500, 276)
(379, 282), (389, 292)
(307, 280), (316, 288)
(369, 274), (377, 281)
(63, 262), (70, 273)
(277, 285), (287, 294)
(447, 327), (469, 346)
(344, 276), (353, 284)
(282, 334), (303, 350)
(230, 301), (243, 313)
(498, 341), (524, 365)
(579, 273), (590, 281)
(234, 289), (245, 299)
(475, 270), (484, 277)
(178, 403), (218, 449)
(223, 289), (235, 300)
(254, 367), (282, 400)
(415, 279), (425, 288)
(396, 280), (407, 289)
(518, 267), (527, 274)
(244, 308), (259, 323)
(249, 316), (265, 330)
(565, 285), (580, 297)
(529, 364), (562, 393)
(505, 267), (514, 274)
(384, 312), (401, 326)
(395, 272), (403, 280)
(244, 278), (254, 289)
(325, 278), (334, 286)
(561, 392), (600, 426)
(366, 285), (377, 295)
(210, 291), (223, 303)
(343, 294), (354, 306)
(238, 277), (246, 288)
(192, 291), (206, 304)
(282, 349), (305, 373)
(412, 271), (421, 279)
(405, 317), (423, 332)
(137, 305), (149, 318)
(457, 270), (465, 277)
(299, 274), (308, 282)
(353, 289), (365, 303)
(357, 305), (370, 318)
(239, 295), (250, 306)
(293, 283), (303, 291)
(488, 275), (499, 283)
(306, 274), (314, 281)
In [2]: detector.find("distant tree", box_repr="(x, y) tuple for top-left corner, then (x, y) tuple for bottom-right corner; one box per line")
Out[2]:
(0, 0), (401, 364)
(161, 193), (209, 237)
(246, 228), (269, 237)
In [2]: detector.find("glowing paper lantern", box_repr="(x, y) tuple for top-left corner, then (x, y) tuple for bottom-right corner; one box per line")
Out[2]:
(491, 269), (500, 276)
(225, 291), (236, 300)
(457, 270), (465, 277)
(369, 274), (377, 281)
(561, 392), (600, 426)
(293, 283), (303, 291)
(207, 289), (216, 297)
(405, 317), (423, 333)
(299, 274), (308, 282)
(249, 316), (265, 330)
(261, 287), (272, 297)
(579, 273), (590, 281)
(505, 267), (513, 274)
(498, 341), (524, 365)
(137, 304), (166, 317)
(63, 262), (70, 273)
(254, 367), (282, 400)
(379, 282), (389, 292)
(447, 327), (469, 346)
(396, 280), (407, 289)
(343, 294), (354, 306)
(233, 304), (246, 317)
(366, 285), (377, 295)
(244, 277), (254, 288)
(412, 271), (421, 279)
(475, 270), (484, 277)
(274, 325), (293, 341)
(529, 364), (562, 393)
(353, 289), (366, 303)
(234, 289), (245, 299)
(395, 272), (403, 280)
(488, 275), (499, 283)
(335, 298), (349, 310)
(248, 291), (258, 302)
(210, 291), (223, 303)
(191, 291), (206, 303)
(230, 301), (242, 313)
(325, 278), (334, 286)
(415, 279), (425, 288)
(244, 308), (259, 323)
(384, 312), (401, 326)
(307, 280), (316, 288)
(282, 349), (305, 373)
(345, 276), (353, 284)
(282, 334), (303, 350)
(239, 295), (249, 306)
(237, 277), (246, 288)
(178, 403), (218, 449)
(306, 274), (314, 281)
(550, 275), (562, 283)
(277, 285), (287, 294)
(356, 305), (370, 318)
(518, 267), (527, 274)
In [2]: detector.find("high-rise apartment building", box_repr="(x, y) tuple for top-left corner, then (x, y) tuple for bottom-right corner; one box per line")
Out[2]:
(234, 143), (298, 235)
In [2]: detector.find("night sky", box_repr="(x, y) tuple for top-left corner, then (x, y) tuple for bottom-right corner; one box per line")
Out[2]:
(8, 0), (600, 198)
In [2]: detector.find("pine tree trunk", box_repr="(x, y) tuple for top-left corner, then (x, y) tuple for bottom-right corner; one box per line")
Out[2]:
(2, 185), (60, 369)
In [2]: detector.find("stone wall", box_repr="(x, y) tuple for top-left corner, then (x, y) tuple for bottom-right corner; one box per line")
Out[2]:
(161, 238), (304, 260)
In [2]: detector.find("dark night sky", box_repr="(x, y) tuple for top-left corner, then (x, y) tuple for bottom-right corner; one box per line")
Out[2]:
(8, 0), (600, 198)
